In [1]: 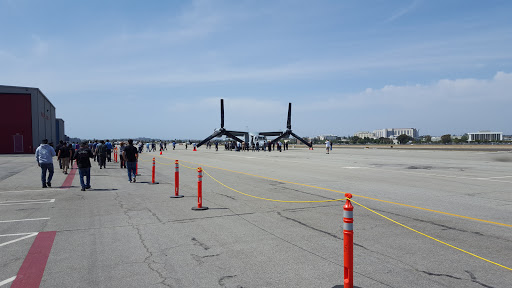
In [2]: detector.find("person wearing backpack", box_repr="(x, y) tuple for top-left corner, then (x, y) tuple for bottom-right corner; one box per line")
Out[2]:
(57, 142), (72, 174)
(74, 142), (93, 191)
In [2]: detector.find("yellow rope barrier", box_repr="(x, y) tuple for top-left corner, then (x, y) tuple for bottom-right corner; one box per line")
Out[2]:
(174, 159), (511, 228)
(350, 199), (512, 271)
(150, 155), (511, 271)
(203, 169), (346, 203)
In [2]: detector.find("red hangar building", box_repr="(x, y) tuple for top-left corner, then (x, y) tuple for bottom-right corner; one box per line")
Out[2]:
(0, 85), (65, 154)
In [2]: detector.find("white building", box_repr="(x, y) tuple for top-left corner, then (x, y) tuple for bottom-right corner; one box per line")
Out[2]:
(373, 128), (419, 139)
(354, 132), (375, 139)
(468, 131), (503, 142)
(318, 135), (338, 141)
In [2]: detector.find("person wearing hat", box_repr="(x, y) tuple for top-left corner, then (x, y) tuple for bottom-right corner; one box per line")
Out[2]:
(35, 139), (56, 188)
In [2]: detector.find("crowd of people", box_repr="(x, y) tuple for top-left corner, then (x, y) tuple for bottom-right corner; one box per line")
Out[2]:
(35, 139), (141, 191)
(35, 138), (324, 191)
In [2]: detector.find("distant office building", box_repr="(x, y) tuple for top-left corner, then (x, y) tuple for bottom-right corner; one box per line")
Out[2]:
(56, 118), (65, 143)
(354, 132), (375, 139)
(0, 85), (64, 154)
(373, 128), (419, 139)
(318, 135), (338, 141)
(468, 131), (503, 142)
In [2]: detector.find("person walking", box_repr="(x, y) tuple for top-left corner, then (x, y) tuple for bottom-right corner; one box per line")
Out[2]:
(105, 140), (113, 162)
(56, 140), (64, 169)
(123, 139), (139, 183)
(138, 142), (143, 153)
(57, 142), (72, 174)
(96, 140), (107, 169)
(35, 139), (56, 188)
(172, 141), (176, 150)
(146, 142), (150, 152)
(68, 143), (75, 167)
(92, 140), (99, 162)
(325, 140), (331, 154)
(119, 142), (126, 168)
(74, 141), (93, 191)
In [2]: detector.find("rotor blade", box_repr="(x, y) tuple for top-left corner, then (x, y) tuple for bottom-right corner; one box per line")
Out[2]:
(287, 103), (292, 130)
(290, 131), (312, 148)
(224, 131), (244, 143)
(269, 131), (291, 145)
(258, 131), (283, 137)
(197, 130), (223, 148)
(220, 99), (224, 129)
(226, 130), (248, 137)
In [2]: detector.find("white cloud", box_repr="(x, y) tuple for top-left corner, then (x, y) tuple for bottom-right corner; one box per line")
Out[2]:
(304, 72), (512, 111)
(386, 0), (421, 23)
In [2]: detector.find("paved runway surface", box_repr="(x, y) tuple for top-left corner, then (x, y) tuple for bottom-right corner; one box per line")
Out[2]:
(1, 146), (511, 287)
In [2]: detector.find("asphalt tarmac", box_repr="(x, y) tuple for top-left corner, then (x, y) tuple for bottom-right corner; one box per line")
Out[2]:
(1, 146), (511, 288)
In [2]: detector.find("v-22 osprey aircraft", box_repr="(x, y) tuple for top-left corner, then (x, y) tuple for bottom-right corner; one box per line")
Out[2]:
(196, 99), (312, 148)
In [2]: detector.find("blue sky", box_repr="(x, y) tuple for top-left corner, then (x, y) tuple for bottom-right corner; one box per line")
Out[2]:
(1, 0), (511, 139)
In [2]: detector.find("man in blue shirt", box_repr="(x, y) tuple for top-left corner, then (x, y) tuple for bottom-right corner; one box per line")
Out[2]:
(105, 140), (113, 162)
(35, 139), (56, 188)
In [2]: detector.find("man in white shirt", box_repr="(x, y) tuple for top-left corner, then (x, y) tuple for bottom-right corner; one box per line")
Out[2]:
(35, 139), (56, 188)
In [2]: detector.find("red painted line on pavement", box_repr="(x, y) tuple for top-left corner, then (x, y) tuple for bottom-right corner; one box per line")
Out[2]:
(11, 231), (57, 288)
(60, 162), (77, 189)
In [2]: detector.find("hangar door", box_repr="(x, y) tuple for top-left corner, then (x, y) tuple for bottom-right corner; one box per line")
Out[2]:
(13, 134), (23, 153)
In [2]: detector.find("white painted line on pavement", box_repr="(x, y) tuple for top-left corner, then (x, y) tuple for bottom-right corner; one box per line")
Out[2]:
(0, 217), (50, 224)
(0, 189), (60, 194)
(0, 276), (16, 287)
(487, 175), (512, 179)
(0, 233), (38, 247)
(0, 232), (39, 237)
(0, 199), (55, 206)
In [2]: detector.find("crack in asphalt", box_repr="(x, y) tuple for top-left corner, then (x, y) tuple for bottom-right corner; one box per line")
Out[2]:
(282, 203), (341, 212)
(191, 237), (210, 250)
(269, 182), (333, 200)
(419, 270), (462, 280)
(218, 193), (237, 200)
(419, 269), (495, 288)
(276, 211), (341, 240)
(191, 253), (220, 265)
(114, 192), (173, 288)
(170, 212), (256, 224)
(218, 275), (239, 287)
(465, 270), (495, 288)
(274, 210), (500, 287)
